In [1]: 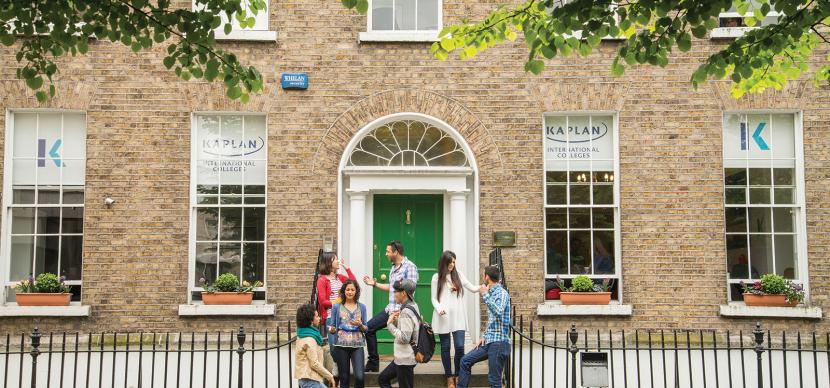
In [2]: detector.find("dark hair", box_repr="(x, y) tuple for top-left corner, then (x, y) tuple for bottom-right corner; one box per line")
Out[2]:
(296, 303), (317, 328)
(319, 252), (337, 275)
(484, 265), (501, 283)
(436, 250), (463, 302)
(339, 279), (361, 303)
(387, 240), (404, 256)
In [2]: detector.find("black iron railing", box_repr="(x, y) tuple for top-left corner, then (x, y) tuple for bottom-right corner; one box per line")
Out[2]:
(1, 325), (296, 388)
(508, 314), (830, 388)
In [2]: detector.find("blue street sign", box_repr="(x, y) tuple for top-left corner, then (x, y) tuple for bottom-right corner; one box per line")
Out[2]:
(281, 73), (308, 90)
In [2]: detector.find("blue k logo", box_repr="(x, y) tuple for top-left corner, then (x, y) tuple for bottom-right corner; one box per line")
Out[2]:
(37, 139), (65, 167)
(740, 122), (769, 151)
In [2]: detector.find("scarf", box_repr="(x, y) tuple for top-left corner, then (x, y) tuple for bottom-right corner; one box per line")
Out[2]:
(297, 327), (324, 346)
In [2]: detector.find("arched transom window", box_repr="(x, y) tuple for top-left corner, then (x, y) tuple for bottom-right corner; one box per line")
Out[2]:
(348, 120), (470, 167)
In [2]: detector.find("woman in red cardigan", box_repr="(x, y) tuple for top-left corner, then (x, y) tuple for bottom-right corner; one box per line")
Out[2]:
(317, 252), (357, 323)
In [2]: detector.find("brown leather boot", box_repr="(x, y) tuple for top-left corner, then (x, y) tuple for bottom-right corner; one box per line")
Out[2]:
(447, 376), (457, 388)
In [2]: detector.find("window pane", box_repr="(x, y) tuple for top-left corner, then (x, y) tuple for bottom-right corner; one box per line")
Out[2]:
(245, 185), (265, 195)
(243, 207), (265, 241)
(34, 235), (60, 275)
(773, 188), (794, 204)
(12, 188), (35, 204)
(723, 114), (746, 160)
(62, 113), (86, 159)
(220, 196), (243, 205)
(196, 208), (219, 241)
(770, 114), (795, 159)
(62, 188), (84, 204)
(773, 207), (795, 233)
(36, 207), (61, 234)
(395, 0), (416, 30)
(724, 168), (747, 186)
(546, 171), (566, 183)
(773, 168), (794, 185)
(725, 207), (747, 233)
(569, 231), (591, 274)
(748, 208), (771, 233)
(372, 0), (393, 30)
(749, 188), (770, 204)
(592, 171), (614, 183)
(569, 185), (590, 204)
(748, 168), (771, 186)
(546, 185), (566, 205)
(592, 207), (614, 229)
(593, 184), (613, 205)
(569, 208), (590, 228)
(61, 207), (84, 234)
(244, 197), (265, 205)
(416, 0), (439, 30)
(220, 185), (243, 194)
(242, 243), (265, 283)
(13, 113), (38, 158)
(545, 208), (567, 229)
(725, 188), (746, 204)
(219, 208), (242, 240)
(219, 243), (242, 276)
(9, 236), (34, 280)
(545, 231), (567, 275)
(38, 189), (60, 204)
(195, 242), (218, 284)
(749, 234), (774, 275)
(593, 231), (614, 274)
(747, 114), (769, 158)
(774, 235), (797, 279)
(11, 208), (35, 234)
(726, 235), (749, 279)
(61, 235), (83, 280)
(12, 159), (36, 186)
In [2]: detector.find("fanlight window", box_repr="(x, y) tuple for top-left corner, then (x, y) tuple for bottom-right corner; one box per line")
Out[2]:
(348, 120), (469, 167)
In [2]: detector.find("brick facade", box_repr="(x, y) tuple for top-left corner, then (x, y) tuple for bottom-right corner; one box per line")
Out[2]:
(0, 1), (829, 334)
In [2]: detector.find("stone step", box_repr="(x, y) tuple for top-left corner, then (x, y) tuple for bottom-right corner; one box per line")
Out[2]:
(344, 358), (491, 388)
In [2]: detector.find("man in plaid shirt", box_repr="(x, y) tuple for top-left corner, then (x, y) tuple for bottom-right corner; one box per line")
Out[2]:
(362, 240), (419, 372)
(457, 265), (511, 388)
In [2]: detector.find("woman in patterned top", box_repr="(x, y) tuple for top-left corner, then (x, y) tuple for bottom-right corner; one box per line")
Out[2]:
(328, 279), (367, 388)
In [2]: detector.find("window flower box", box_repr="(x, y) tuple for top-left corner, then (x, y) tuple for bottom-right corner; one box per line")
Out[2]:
(743, 294), (798, 307)
(199, 273), (261, 306)
(560, 292), (611, 305)
(14, 273), (72, 307)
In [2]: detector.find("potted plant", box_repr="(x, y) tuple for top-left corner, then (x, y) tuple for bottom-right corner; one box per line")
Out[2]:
(557, 275), (613, 305)
(742, 273), (804, 307)
(14, 273), (72, 306)
(200, 273), (262, 305)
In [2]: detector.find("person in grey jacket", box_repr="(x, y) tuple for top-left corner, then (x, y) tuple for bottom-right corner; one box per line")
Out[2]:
(377, 279), (419, 388)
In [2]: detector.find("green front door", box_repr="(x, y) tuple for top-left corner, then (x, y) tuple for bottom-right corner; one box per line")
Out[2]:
(372, 194), (443, 354)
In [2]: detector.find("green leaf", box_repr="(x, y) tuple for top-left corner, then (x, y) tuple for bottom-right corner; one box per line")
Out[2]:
(26, 76), (43, 90)
(163, 56), (175, 69)
(691, 25), (708, 39)
(356, 0), (369, 14)
(463, 46), (477, 58)
(226, 85), (242, 99)
(224, 23), (232, 35)
(440, 38), (454, 51)
(577, 42), (591, 56)
(0, 34), (14, 46)
(677, 33), (692, 52)
(612, 61), (625, 77)
(525, 59), (544, 75)
(240, 93), (250, 103)
(35, 91), (48, 103)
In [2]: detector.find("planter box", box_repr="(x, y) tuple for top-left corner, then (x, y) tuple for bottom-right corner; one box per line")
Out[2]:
(201, 292), (253, 305)
(743, 293), (798, 307)
(560, 292), (611, 305)
(16, 293), (71, 306)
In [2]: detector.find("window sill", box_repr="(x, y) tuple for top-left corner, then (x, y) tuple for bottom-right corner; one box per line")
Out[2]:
(215, 30), (278, 42)
(0, 304), (90, 317)
(358, 31), (439, 43)
(719, 303), (822, 319)
(537, 301), (632, 316)
(178, 303), (275, 316)
(710, 27), (756, 39)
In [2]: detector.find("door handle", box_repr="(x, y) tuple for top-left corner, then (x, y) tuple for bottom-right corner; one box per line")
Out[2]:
(405, 209), (411, 225)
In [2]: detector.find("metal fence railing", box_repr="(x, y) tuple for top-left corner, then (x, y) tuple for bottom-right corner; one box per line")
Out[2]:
(0, 325), (296, 388)
(508, 314), (830, 388)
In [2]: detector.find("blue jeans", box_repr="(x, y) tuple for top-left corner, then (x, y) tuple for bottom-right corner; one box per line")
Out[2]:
(438, 330), (465, 377)
(364, 310), (389, 367)
(333, 346), (365, 388)
(299, 378), (327, 388)
(457, 340), (510, 388)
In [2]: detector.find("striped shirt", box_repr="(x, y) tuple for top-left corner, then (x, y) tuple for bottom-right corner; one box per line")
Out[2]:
(385, 257), (419, 313)
(482, 283), (511, 344)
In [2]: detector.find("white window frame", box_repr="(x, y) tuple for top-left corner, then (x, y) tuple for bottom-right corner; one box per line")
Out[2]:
(359, 0), (443, 42)
(542, 112), (623, 301)
(0, 109), (86, 305)
(712, 6), (782, 38)
(187, 112), (268, 304)
(722, 110), (809, 303)
(192, 0), (277, 42)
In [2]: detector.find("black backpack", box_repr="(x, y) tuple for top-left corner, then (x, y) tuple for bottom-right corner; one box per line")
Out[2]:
(402, 304), (436, 363)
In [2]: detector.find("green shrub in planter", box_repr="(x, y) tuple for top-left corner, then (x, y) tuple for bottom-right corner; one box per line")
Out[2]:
(571, 275), (594, 292)
(214, 273), (241, 292)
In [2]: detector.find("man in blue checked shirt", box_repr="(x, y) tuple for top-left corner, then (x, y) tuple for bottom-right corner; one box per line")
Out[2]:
(457, 265), (511, 388)
(362, 240), (419, 372)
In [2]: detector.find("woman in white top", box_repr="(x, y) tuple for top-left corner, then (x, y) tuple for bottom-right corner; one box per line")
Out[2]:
(430, 250), (479, 388)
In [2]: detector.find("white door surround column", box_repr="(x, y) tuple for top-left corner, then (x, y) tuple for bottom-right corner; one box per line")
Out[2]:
(347, 190), (368, 304)
(448, 190), (469, 273)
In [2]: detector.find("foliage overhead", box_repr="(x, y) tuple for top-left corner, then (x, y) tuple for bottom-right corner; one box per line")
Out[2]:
(0, 0), (267, 102)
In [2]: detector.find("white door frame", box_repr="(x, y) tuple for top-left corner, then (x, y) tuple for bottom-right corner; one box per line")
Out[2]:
(336, 112), (481, 340)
